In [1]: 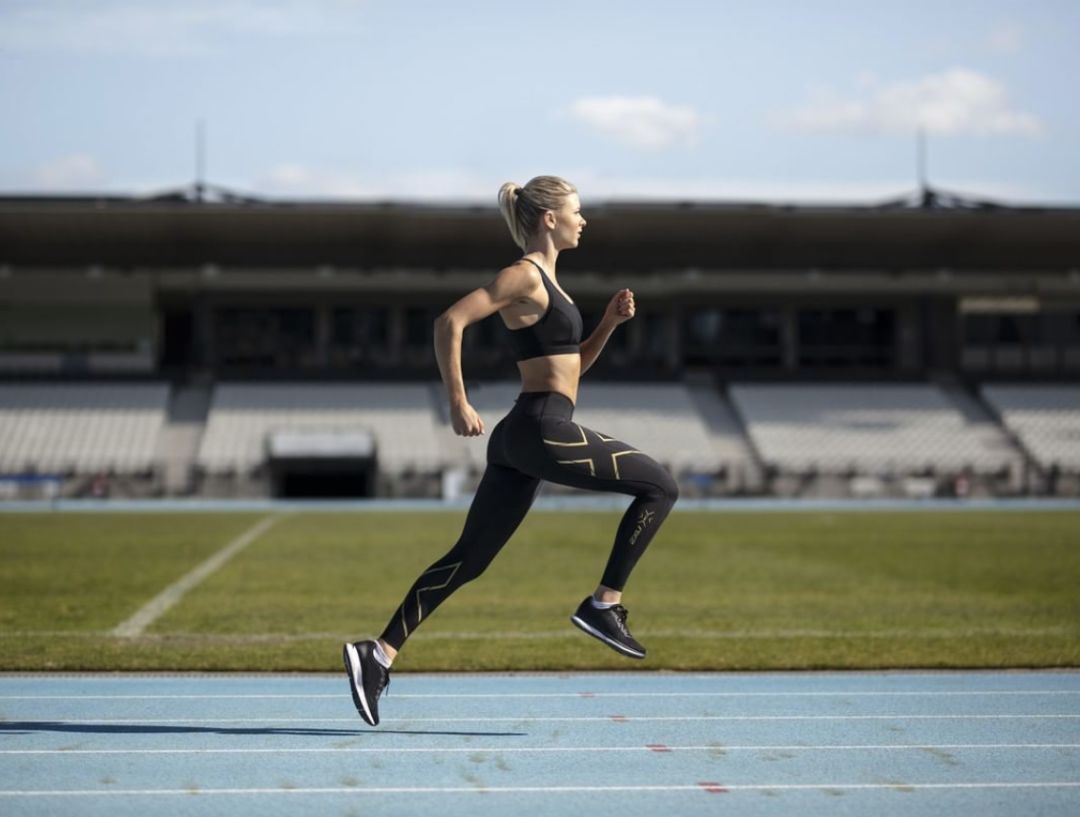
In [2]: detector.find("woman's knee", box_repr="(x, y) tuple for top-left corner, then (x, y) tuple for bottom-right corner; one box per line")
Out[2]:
(454, 556), (490, 585)
(650, 468), (680, 507)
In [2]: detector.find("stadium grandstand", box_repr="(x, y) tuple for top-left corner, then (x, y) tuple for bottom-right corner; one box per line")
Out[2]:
(0, 184), (1078, 500)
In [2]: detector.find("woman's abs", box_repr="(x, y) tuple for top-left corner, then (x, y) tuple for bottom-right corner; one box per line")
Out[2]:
(516, 353), (581, 404)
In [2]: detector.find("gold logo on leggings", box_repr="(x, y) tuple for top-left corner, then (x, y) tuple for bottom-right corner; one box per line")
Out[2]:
(543, 424), (589, 447)
(546, 425), (645, 480)
(610, 449), (644, 480)
(629, 508), (655, 545)
(556, 457), (596, 475)
(401, 561), (461, 638)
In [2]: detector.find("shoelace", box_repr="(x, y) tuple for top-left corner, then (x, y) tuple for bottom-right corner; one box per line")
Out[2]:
(611, 605), (631, 637)
(378, 670), (391, 699)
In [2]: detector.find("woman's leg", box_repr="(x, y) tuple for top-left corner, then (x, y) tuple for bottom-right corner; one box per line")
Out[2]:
(524, 416), (677, 658)
(536, 419), (679, 592)
(377, 463), (541, 653)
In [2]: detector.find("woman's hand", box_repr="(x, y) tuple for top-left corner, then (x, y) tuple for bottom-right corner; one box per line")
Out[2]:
(450, 401), (485, 437)
(604, 288), (635, 325)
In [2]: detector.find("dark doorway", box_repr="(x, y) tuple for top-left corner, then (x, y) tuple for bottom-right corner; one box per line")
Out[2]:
(161, 308), (194, 368)
(270, 457), (377, 498)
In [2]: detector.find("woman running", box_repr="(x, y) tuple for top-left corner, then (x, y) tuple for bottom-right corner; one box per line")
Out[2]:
(344, 175), (679, 726)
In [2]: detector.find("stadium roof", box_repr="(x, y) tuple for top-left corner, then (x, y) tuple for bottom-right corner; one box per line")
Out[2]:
(1, 185), (1078, 272)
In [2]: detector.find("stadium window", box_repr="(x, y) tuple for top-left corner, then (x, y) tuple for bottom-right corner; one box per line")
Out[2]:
(682, 308), (782, 367)
(721, 310), (781, 366)
(643, 313), (671, 362)
(964, 314), (996, 344)
(685, 309), (721, 349)
(213, 307), (316, 369)
(997, 315), (1021, 344)
(463, 314), (515, 367)
(473, 314), (502, 347)
(1038, 312), (1068, 345)
(404, 307), (434, 347)
(329, 307), (390, 367)
(797, 308), (895, 368)
(581, 309), (628, 351)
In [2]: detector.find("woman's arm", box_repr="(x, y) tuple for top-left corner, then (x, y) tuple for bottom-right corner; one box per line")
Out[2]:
(580, 288), (635, 375)
(434, 264), (537, 436)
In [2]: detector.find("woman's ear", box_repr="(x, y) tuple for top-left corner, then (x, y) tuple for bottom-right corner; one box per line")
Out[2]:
(543, 210), (557, 231)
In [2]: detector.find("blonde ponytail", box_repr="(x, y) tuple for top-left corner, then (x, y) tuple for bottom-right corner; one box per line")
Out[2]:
(497, 175), (577, 251)
(497, 182), (528, 250)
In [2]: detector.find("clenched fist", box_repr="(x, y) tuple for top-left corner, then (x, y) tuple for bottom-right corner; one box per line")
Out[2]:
(450, 401), (485, 437)
(605, 288), (635, 325)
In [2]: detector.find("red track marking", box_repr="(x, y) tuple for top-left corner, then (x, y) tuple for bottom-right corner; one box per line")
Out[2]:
(610, 714), (628, 722)
(646, 744), (672, 753)
(698, 781), (729, 794)
(578, 692), (596, 698)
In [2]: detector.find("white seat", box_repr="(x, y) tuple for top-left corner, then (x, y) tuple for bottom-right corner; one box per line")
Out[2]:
(196, 383), (446, 475)
(982, 384), (1080, 469)
(0, 383), (169, 474)
(730, 383), (1020, 474)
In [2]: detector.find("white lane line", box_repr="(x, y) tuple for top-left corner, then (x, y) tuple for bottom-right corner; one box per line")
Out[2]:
(2, 782), (1079, 796)
(110, 515), (284, 638)
(13, 714), (1080, 723)
(3, 743), (1078, 756)
(4, 690), (1078, 700)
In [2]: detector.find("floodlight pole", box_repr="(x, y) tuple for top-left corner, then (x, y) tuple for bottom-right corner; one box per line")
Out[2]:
(917, 126), (935, 208)
(195, 119), (206, 203)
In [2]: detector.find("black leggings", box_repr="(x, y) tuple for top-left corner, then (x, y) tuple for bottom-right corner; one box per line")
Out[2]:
(379, 391), (678, 650)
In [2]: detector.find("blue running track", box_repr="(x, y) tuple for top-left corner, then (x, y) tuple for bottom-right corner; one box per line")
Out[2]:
(1, 671), (1078, 816)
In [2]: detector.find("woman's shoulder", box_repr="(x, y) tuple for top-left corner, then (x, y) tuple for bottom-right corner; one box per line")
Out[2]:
(493, 257), (543, 289)
(483, 259), (544, 307)
(499, 256), (538, 273)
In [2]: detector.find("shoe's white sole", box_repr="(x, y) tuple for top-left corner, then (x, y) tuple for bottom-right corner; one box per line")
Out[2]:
(342, 642), (376, 725)
(570, 615), (646, 659)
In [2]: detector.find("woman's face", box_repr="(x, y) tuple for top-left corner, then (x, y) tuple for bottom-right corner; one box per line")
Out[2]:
(547, 192), (586, 249)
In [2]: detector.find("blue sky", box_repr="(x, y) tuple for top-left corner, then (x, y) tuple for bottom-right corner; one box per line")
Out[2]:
(1, 0), (1076, 204)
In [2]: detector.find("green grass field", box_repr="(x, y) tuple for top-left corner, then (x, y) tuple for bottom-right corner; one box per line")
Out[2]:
(1, 510), (1078, 672)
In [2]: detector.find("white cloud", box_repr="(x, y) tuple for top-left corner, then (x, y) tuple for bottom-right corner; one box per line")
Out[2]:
(986, 21), (1024, 54)
(0, 0), (366, 57)
(34, 153), (105, 189)
(566, 96), (702, 150)
(778, 68), (1042, 136)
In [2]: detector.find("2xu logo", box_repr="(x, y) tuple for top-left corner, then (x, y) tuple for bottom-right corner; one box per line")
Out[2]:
(629, 508), (655, 546)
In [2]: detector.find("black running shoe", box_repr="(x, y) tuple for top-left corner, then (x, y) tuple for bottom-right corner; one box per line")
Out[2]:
(570, 597), (646, 659)
(342, 640), (390, 726)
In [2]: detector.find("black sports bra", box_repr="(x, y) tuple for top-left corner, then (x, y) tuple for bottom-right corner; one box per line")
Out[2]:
(505, 257), (583, 362)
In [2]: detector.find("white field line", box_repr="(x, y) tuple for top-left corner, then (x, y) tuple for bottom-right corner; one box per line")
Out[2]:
(2, 782), (1079, 796)
(3, 743), (1078, 756)
(110, 515), (284, 638)
(3, 690), (1079, 700)
(18, 714), (1080, 723)
(7, 625), (1076, 641)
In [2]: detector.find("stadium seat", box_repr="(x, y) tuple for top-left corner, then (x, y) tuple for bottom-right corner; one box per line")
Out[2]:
(195, 383), (447, 475)
(730, 383), (1021, 474)
(0, 383), (169, 474)
(981, 384), (1080, 470)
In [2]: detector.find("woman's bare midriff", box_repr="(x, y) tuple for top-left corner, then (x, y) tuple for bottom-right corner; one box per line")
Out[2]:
(517, 353), (581, 404)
